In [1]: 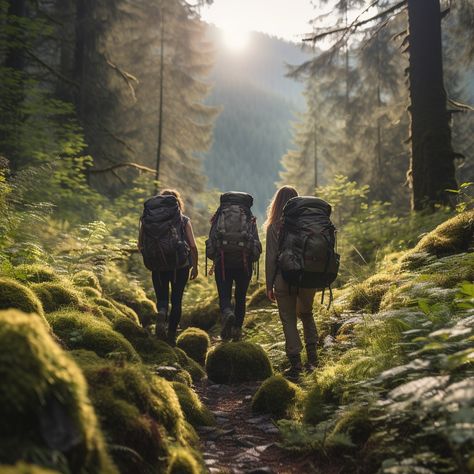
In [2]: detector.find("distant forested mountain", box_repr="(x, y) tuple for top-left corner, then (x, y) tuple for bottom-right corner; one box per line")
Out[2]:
(203, 28), (309, 217)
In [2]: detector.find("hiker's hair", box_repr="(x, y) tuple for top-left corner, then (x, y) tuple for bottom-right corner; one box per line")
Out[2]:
(264, 186), (298, 230)
(161, 189), (185, 212)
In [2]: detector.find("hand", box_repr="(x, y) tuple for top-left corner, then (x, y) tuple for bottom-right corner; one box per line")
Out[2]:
(267, 289), (275, 302)
(190, 266), (198, 280)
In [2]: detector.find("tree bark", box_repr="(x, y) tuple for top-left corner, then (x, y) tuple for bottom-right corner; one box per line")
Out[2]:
(155, 7), (165, 194)
(407, 0), (457, 210)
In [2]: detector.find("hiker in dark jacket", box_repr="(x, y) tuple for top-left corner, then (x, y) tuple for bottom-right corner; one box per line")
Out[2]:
(265, 186), (318, 379)
(138, 189), (198, 346)
(206, 192), (262, 341)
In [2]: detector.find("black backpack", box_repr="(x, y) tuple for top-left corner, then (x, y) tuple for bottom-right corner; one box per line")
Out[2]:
(278, 196), (340, 299)
(140, 195), (190, 272)
(205, 192), (262, 271)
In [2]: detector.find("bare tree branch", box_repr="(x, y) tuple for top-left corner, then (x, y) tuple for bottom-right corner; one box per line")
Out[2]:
(88, 162), (155, 175)
(106, 57), (139, 102)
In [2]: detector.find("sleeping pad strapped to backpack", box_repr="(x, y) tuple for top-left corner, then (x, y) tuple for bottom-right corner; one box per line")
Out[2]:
(140, 194), (190, 271)
(278, 196), (340, 290)
(205, 192), (262, 271)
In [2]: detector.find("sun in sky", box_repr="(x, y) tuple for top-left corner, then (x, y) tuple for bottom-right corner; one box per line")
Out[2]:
(222, 28), (250, 51)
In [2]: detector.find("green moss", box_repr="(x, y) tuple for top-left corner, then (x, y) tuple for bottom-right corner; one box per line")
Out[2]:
(81, 286), (102, 298)
(330, 406), (373, 446)
(0, 310), (117, 473)
(175, 347), (206, 383)
(172, 382), (215, 427)
(247, 286), (269, 308)
(0, 277), (45, 321)
(252, 375), (301, 418)
(13, 264), (59, 284)
(46, 309), (140, 362)
(31, 282), (81, 313)
(206, 341), (273, 384)
(110, 300), (141, 324)
(109, 286), (157, 327)
(176, 327), (210, 365)
(0, 463), (60, 474)
(72, 270), (102, 291)
(347, 274), (398, 313)
(181, 302), (219, 331)
(166, 448), (200, 474)
(76, 357), (185, 474)
(409, 210), (474, 258)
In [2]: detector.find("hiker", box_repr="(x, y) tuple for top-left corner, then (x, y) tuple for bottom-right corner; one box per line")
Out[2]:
(206, 192), (262, 341)
(138, 189), (198, 346)
(265, 186), (339, 379)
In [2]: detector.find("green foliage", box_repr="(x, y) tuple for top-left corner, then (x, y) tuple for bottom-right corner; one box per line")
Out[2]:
(252, 375), (301, 418)
(0, 464), (60, 474)
(172, 382), (215, 428)
(46, 309), (140, 362)
(166, 448), (201, 474)
(176, 327), (210, 365)
(0, 310), (116, 473)
(0, 277), (45, 321)
(30, 282), (81, 313)
(205, 341), (273, 384)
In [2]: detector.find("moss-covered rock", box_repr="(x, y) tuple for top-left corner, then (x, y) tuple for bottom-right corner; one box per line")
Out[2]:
(409, 210), (474, 258)
(75, 354), (186, 474)
(80, 286), (102, 299)
(206, 341), (273, 384)
(71, 270), (102, 292)
(181, 302), (220, 331)
(0, 463), (60, 474)
(176, 327), (210, 365)
(347, 274), (398, 313)
(330, 405), (373, 447)
(172, 382), (215, 427)
(247, 286), (269, 308)
(110, 300), (141, 324)
(47, 309), (140, 362)
(13, 264), (59, 284)
(175, 347), (206, 383)
(0, 277), (45, 321)
(252, 375), (301, 418)
(0, 310), (117, 473)
(166, 448), (200, 474)
(30, 282), (82, 313)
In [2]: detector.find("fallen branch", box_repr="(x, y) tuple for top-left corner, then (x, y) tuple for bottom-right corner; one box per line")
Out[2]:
(88, 162), (155, 175)
(106, 57), (139, 102)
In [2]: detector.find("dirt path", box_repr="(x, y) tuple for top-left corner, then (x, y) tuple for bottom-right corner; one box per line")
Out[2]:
(195, 379), (317, 474)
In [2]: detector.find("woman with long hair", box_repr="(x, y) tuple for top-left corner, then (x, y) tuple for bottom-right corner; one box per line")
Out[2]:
(265, 186), (318, 379)
(138, 189), (198, 346)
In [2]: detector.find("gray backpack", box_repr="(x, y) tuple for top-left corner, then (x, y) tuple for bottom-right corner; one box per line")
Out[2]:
(278, 196), (339, 299)
(205, 192), (262, 271)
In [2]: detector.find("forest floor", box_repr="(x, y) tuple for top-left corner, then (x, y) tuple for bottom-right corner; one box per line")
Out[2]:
(195, 377), (315, 474)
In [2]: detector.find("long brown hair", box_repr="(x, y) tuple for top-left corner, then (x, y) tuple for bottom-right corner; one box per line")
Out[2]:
(161, 189), (185, 212)
(264, 186), (298, 230)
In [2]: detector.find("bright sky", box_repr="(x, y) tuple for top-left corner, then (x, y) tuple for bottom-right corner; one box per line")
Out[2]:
(200, 0), (317, 45)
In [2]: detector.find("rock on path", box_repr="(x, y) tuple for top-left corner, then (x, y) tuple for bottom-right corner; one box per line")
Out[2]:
(195, 379), (315, 474)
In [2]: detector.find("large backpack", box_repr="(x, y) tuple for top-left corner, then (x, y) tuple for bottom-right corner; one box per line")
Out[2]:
(140, 194), (190, 272)
(278, 196), (340, 296)
(205, 192), (262, 271)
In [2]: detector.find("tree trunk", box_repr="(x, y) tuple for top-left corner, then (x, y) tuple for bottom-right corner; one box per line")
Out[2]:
(407, 0), (457, 210)
(154, 8), (165, 195)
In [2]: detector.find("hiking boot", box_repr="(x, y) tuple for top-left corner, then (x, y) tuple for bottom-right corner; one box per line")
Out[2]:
(231, 326), (242, 342)
(155, 309), (167, 341)
(167, 327), (177, 347)
(220, 309), (235, 341)
(305, 344), (318, 371)
(284, 354), (303, 381)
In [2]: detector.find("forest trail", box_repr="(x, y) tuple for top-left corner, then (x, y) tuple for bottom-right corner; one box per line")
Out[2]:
(195, 376), (312, 474)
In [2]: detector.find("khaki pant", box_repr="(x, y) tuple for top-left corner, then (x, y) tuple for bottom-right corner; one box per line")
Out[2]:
(274, 273), (318, 357)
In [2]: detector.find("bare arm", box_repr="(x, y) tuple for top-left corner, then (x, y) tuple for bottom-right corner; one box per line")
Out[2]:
(185, 220), (199, 279)
(265, 224), (279, 301)
(138, 219), (144, 250)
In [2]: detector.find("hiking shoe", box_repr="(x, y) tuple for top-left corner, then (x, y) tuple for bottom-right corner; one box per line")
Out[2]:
(284, 354), (303, 382)
(220, 309), (235, 341)
(305, 344), (318, 371)
(167, 327), (177, 347)
(231, 326), (242, 342)
(155, 310), (167, 341)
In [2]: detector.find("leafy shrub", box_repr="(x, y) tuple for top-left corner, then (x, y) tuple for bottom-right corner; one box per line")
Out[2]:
(252, 375), (301, 418)
(0, 310), (116, 473)
(172, 382), (215, 427)
(176, 327), (210, 365)
(71, 270), (102, 291)
(31, 282), (81, 312)
(206, 341), (273, 384)
(46, 309), (140, 362)
(0, 277), (45, 321)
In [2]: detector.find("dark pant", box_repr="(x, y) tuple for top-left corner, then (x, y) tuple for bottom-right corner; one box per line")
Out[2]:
(152, 267), (190, 331)
(215, 266), (251, 328)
